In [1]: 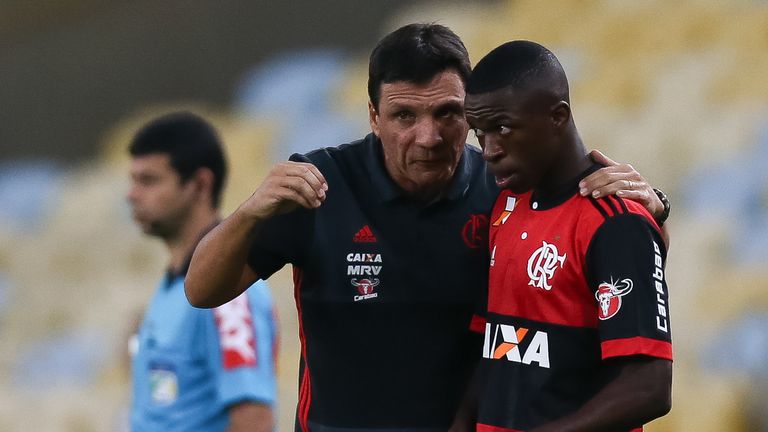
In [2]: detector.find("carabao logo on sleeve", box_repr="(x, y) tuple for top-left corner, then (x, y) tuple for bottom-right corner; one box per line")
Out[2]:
(595, 278), (633, 320)
(652, 241), (669, 333)
(214, 293), (257, 369)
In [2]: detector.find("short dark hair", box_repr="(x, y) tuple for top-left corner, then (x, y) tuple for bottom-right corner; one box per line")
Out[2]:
(466, 40), (569, 101)
(368, 23), (471, 108)
(129, 112), (227, 208)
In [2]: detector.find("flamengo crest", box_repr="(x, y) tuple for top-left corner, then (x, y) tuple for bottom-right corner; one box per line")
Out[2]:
(527, 241), (566, 290)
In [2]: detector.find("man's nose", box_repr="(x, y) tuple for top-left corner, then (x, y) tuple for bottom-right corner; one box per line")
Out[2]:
(127, 184), (140, 204)
(414, 117), (443, 148)
(481, 135), (504, 162)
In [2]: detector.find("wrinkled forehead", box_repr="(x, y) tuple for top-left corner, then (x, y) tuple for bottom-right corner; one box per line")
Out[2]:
(379, 70), (466, 109)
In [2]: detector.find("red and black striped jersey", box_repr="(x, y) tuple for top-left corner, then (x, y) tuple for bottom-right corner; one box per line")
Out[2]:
(473, 165), (672, 432)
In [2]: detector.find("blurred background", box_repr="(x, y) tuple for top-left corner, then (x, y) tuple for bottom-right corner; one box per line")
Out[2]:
(1, 0), (767, 430)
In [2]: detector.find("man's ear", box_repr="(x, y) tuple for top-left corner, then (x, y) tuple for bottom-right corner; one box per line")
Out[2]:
(191, 167), (215, 203)
(368, 101), (380, 137)
(551, 101), (571, 130)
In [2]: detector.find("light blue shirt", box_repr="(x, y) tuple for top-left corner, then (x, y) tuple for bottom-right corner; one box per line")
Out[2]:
(131, 274), (277, 432)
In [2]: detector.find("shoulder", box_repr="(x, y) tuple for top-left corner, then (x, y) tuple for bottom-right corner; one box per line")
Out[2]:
(464, 142), (482, 157)
(462, 143), (486, 172)
(287, 135), (375, 190)
(292, 134), (371, 168)
(582, 196), (666, 258)
(570, 195), (653, 228)
(584, 195), (661, 234)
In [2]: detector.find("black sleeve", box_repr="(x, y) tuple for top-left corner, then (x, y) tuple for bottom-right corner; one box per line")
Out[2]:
(246, 153), (316, 279)
(585, 213), (672, 361)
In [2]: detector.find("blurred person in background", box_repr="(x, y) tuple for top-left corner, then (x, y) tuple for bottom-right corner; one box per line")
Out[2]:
(127, 112), (277, 432)
(186, 24), (667, 432)
(465, 41), (672, 432)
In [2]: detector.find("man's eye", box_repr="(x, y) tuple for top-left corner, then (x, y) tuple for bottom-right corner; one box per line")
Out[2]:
(472, 128), (485, 137)
(436, 107), (459, 118)
(139, 176), (158, 186)
(397, 111), (414, 120)
(499, 125), (512, 135)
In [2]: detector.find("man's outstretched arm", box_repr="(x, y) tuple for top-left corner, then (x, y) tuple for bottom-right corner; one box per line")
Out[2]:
(186, 161), (328, 308)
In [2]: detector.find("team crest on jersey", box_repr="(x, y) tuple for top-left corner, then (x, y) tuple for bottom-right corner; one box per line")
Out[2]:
(595, 278), (634, 320)
(214, 294), (257, 369)
(462, 214), (489, 249)
(351, 278), (380, 301)
(527, 241), (566, 290)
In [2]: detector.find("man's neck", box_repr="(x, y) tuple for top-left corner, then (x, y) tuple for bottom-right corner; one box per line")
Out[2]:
(165, 207), (219, 274)
(537, 133), (591, 196)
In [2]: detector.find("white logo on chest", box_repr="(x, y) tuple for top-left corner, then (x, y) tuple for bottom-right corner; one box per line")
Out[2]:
(527, 241), (566, 290)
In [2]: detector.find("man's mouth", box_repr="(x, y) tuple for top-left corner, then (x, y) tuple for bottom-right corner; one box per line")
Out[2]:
(494, 171), (516, 189)
(413, 159), (451, 171)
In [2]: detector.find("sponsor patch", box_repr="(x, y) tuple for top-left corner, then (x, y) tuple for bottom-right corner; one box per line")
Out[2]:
(482, 323), (550, 368)
(492, 196), (518, 226)
(351, 278), (379, 302)
(149, 362), (178, 405)
(353, 225), (377, 243)
(652, 241), (669, 333)
(595, 278), (633, 320)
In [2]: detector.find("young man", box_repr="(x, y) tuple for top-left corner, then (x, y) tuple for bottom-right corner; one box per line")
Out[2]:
(127, 112), (277, 432)
(186, 24), (666, 432)
(465, 41), (672, 431)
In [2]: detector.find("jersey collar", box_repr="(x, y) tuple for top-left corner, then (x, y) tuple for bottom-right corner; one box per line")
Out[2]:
(530, 162), (602, 210)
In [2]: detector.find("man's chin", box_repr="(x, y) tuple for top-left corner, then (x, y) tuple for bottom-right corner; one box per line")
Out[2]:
(493, 172), (527, 193)
(136, 221), (163, 238)
(402, 175), (449, 201)
(500, 177), (531, 194)
(418, 172), (452, 188)
(138, 225), (158, 236)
